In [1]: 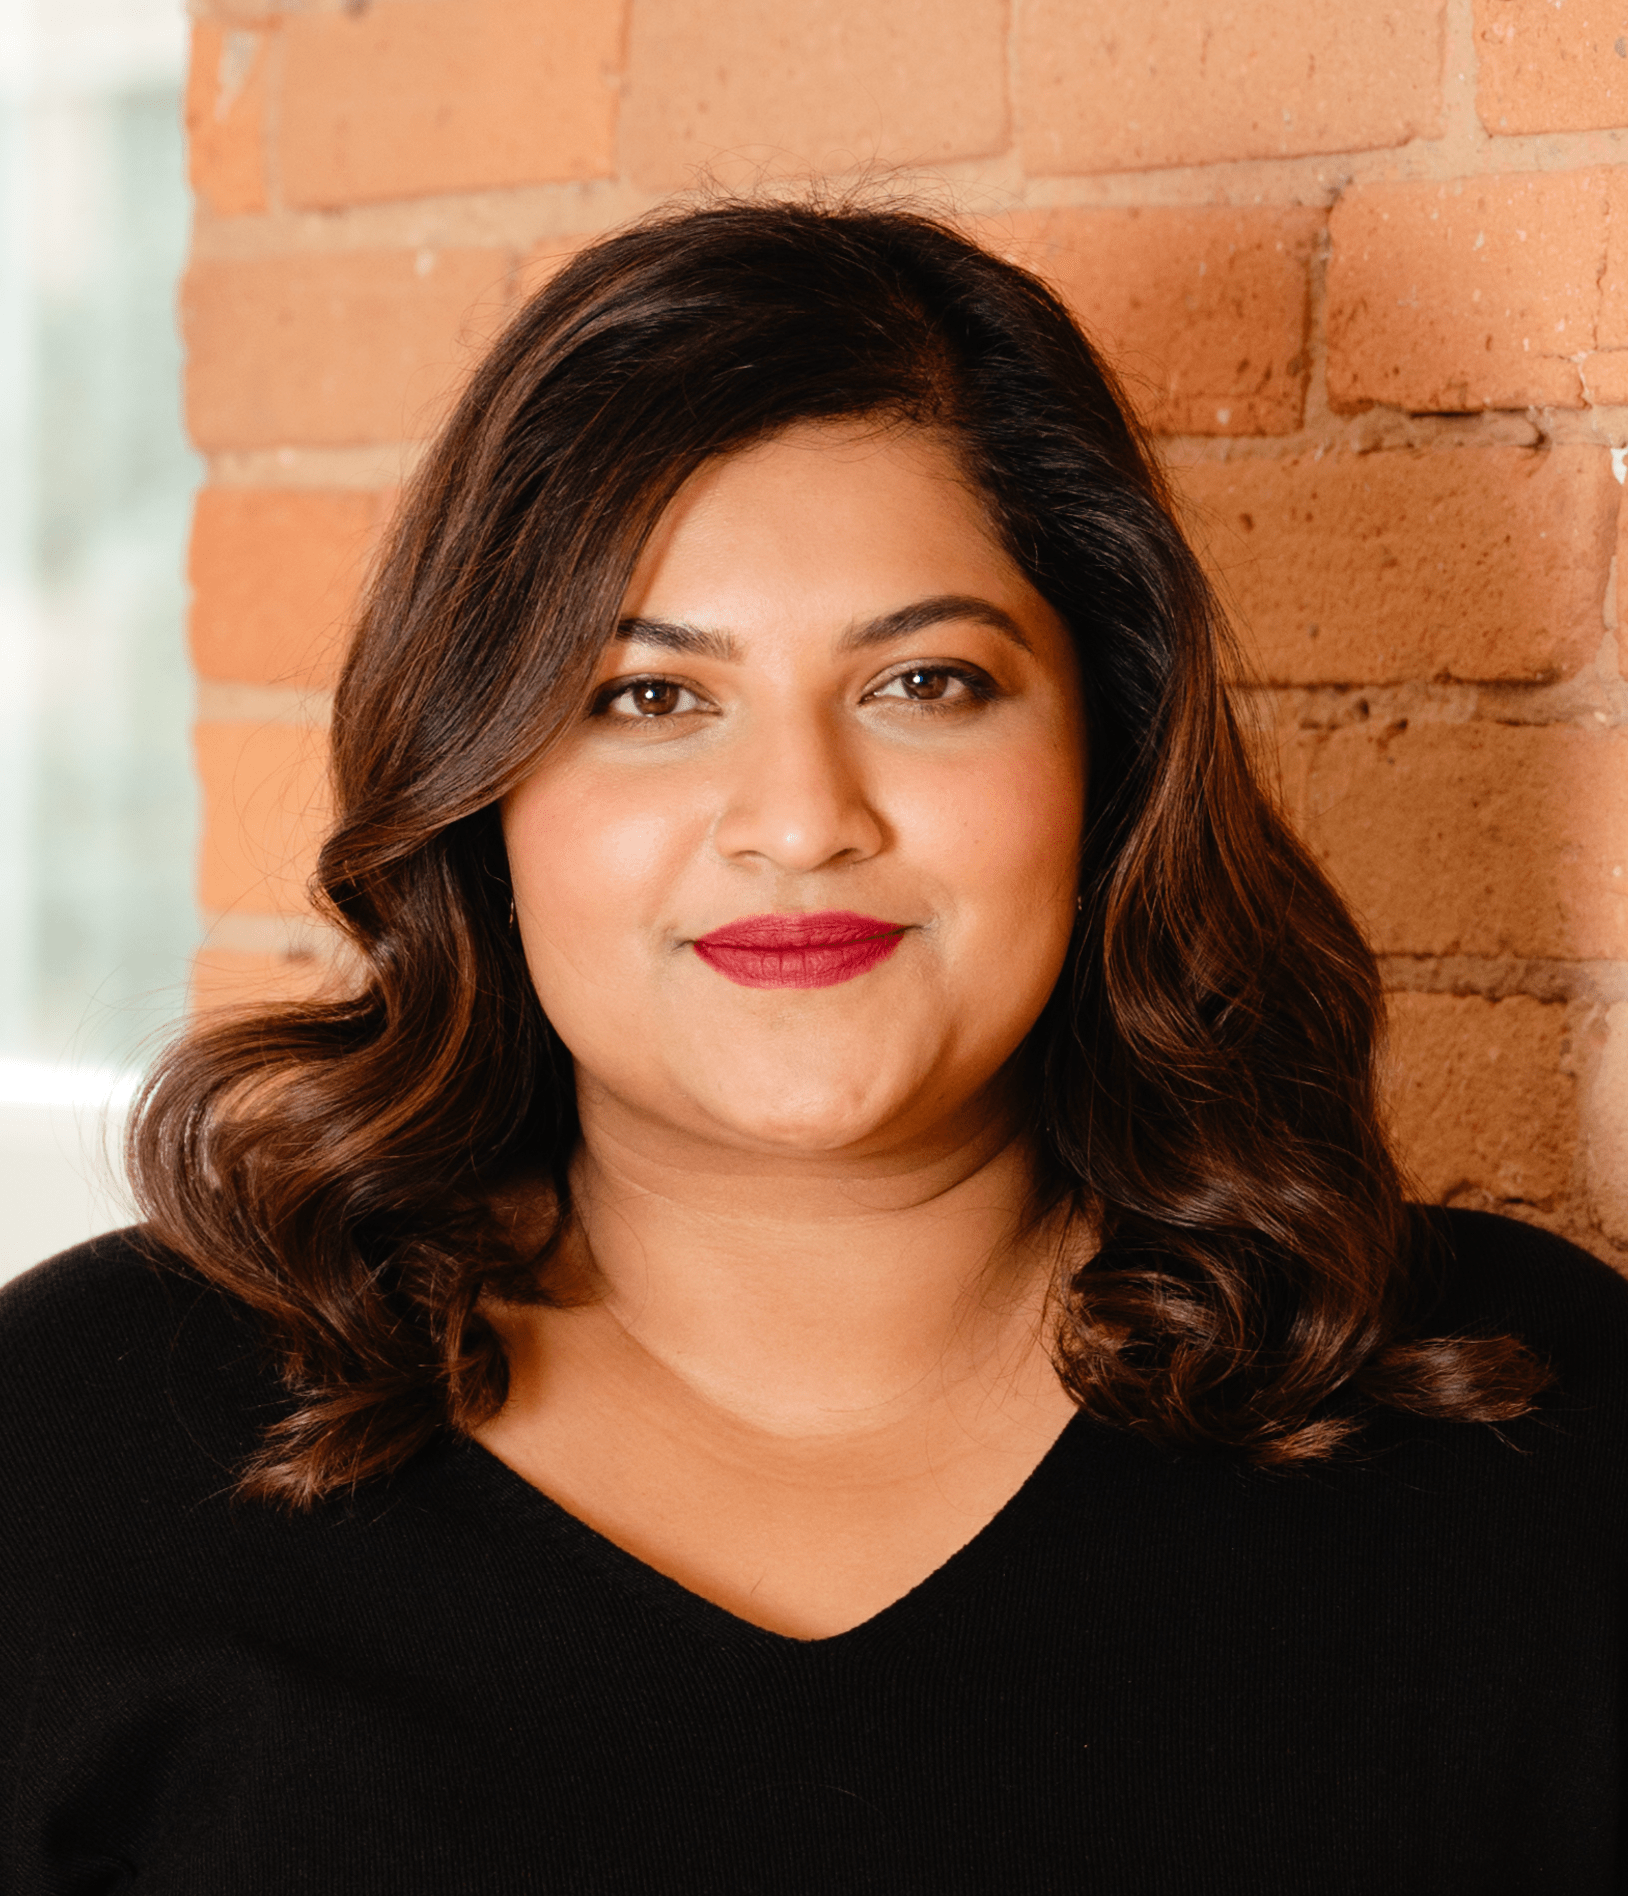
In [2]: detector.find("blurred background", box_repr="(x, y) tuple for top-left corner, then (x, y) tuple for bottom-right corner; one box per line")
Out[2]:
(0, 0), (196, 1275)
(3, 0), (1627, 1285)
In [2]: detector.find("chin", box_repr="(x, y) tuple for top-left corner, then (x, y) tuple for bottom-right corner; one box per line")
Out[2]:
(717, 1097), (893, 1154)
(698, 1069), (911, 1155)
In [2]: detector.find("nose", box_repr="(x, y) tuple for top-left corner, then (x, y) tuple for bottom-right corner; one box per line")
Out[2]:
(710, 705), (885, 873)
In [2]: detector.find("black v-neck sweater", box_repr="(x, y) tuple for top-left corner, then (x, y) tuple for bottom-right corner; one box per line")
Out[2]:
(1, 1209), (1625, 1895)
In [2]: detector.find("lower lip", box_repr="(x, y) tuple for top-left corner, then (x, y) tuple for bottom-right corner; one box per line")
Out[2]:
(692, 927), (906, 990)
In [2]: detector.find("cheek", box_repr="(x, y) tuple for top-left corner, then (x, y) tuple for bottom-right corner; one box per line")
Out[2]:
(504, 767), (696, 966)
(908, 730), (1084, 919)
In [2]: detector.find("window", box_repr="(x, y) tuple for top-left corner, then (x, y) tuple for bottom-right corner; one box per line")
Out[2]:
(0, 0), (197, 1278)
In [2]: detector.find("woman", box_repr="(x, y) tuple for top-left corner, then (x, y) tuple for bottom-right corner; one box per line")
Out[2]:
(2, 199), (1622, 1894)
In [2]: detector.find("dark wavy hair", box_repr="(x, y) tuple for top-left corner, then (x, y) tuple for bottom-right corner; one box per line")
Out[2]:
(131, 196), (1548, 1504)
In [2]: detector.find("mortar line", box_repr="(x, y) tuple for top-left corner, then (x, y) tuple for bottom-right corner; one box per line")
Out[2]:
(186, 125), (1628, 265)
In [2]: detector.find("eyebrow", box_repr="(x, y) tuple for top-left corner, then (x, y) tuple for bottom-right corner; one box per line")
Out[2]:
(613, 618), (739, 660)
(614, 593), (1031, 660)
(839, 594), (1032, 655)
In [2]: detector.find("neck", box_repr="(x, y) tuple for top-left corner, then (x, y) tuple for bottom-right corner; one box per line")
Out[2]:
(543, 1084), (1073, 1439)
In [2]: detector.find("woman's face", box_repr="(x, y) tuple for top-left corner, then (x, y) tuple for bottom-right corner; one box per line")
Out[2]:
(503, 421), (1086, 1162)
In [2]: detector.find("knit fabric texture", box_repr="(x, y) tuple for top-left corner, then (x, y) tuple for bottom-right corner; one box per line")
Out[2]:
(1, 1208), (1623, 1894)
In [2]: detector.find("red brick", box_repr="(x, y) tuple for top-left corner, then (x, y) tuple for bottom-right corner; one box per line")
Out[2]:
(513, 234), (599, 307)
(1586, 1003), (1628, 1243)
(196, 721), (331, 916)
(1476, 0), (1628, 135)
(620, 0), (1009, 192)
(185, 21), (270, 217)
(1581, 214), (1628, 401)
(189, 489), (387, 690)
(1326, 170), (1611, 413)
(190, 947), (336, 1015)
(1176, 445), (1617, 684)
(1617, 489), (1628, 680)
(279, 0), (623, 209)
(1019, 0), (1444, 176)
(183, 249), (511, 451)
(1285, 723), (1628, 960)
(986, 207), (1319, 436)
(1582, 354), (1628, 403)
(1596, 201), (1628, 356)
(1384, 992), (1574, 1201)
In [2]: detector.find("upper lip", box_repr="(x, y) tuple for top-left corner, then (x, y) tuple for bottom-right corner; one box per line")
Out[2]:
(693, 910), (906, 950)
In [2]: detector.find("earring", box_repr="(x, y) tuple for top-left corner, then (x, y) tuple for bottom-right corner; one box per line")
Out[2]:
(507, 897), (517, 931)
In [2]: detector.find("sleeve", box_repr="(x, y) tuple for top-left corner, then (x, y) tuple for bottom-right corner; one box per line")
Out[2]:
(0, 1234), (248, 1893)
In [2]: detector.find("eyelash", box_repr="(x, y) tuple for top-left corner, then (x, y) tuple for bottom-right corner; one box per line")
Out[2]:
(590, 663), (998, 720)
(591, 677), (711, 719)
(867, 663), (999, 707)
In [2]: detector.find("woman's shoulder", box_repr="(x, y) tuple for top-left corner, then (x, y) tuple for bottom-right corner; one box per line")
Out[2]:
(1419, 1205), (1628, 1413)
(0, 1228), (275, 1507)
(1421, 1205), (1628, 1334)
(1, 1225), (241, 1379)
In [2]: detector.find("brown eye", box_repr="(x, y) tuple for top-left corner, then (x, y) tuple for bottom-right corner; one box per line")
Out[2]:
(899, 668), (950, 701)
(598, 677), (707, 719)
(869, 665), (993, 706)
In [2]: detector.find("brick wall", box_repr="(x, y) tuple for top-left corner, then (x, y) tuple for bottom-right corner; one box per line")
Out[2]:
(181, 0), (1628, 1267)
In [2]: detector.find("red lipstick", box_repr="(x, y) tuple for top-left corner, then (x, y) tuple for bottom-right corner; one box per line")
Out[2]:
(692, 910), (907, 989)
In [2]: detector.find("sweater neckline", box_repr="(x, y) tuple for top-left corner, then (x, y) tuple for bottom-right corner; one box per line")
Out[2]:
(444, 1408), (1088, 1653)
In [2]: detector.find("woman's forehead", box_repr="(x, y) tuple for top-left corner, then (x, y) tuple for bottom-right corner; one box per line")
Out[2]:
(622, 423), (1020, 624)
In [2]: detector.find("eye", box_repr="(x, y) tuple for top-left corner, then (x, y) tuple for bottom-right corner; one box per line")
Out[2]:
(595, 676), (710, 719)
(866, 665), (995, 706)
